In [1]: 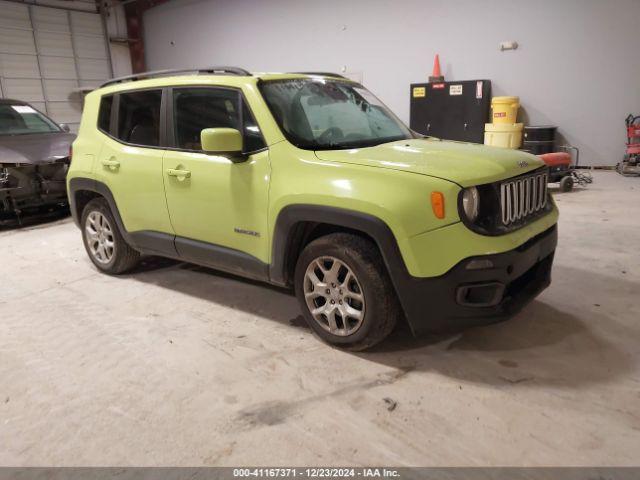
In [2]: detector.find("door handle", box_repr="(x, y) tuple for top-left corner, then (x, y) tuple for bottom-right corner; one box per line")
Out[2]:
(101, 158), (120, 170)
(166, 168), (191, 179)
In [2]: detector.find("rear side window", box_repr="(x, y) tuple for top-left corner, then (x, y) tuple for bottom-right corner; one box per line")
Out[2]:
(172, 87), (265, 152)
(117, 90), (162, 147)
(97, 95), (113, 133)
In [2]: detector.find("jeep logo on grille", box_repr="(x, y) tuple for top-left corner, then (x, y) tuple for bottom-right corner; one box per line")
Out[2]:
(517, 160), (529, 168)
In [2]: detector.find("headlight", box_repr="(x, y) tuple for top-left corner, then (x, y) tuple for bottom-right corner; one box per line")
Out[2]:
(462, 187), (479, 222)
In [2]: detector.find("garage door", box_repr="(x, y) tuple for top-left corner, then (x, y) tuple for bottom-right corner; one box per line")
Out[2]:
(0, 0), (111, 133)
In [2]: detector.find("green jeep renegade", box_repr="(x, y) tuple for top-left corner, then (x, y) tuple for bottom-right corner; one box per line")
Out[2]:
(67, 67), (558, 350)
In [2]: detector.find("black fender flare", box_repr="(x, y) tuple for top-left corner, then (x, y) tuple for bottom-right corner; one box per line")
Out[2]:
(68, 177), (134, 246)
(269, 204), (412, 292)
(270, 205), (423, 333)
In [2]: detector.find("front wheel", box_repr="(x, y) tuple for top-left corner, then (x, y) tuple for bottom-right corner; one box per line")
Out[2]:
(81, 198), (140, 274)
(294, 233), (400, 351)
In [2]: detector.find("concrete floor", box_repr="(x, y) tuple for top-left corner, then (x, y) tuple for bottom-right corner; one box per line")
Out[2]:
(1, 171), (639, 466)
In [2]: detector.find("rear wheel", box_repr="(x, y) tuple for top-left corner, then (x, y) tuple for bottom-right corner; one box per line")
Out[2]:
(81, 198), (140, 274)
(294, 233), (400, 350)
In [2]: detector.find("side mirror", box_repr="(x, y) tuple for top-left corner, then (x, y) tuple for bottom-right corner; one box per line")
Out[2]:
(60, 123), (71, 133)
(201, 128), (243, 156)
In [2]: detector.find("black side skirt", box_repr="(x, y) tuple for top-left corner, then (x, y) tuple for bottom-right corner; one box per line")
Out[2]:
(128, 231), (270, 282)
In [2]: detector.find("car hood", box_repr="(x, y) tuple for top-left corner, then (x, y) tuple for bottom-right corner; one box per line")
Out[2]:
(314, 138), (545, 187)
(0, 132), (75, 165)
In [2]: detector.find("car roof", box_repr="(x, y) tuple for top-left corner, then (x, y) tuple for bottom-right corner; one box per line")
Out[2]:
(0, 98), (29, 106)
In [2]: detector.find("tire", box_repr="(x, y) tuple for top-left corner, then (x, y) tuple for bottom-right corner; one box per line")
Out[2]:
(559, 175), (574, 192)
(294, 233), (400, 351)
(80, 197), (140, 274)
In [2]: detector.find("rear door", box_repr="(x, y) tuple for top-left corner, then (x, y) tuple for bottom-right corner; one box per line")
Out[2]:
(95, 88), (174, 241)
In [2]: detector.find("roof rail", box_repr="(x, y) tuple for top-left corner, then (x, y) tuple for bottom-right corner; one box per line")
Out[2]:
(100, 66), (251, 88)
(292, 71), (348, 79)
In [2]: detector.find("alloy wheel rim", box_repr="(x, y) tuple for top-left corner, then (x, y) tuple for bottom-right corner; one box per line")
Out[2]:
(303, 256), (365, 336)
(85, 211), (115, 264)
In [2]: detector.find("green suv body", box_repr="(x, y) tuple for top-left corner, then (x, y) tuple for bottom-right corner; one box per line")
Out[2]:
(68, 68), (558, 349)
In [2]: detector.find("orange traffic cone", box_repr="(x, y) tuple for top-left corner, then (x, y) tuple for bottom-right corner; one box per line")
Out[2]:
(429, 54), (444, 83)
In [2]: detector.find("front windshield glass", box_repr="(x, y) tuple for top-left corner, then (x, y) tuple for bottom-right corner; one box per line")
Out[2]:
(260, 78), (413, 150)
(0, 104), (61, 135)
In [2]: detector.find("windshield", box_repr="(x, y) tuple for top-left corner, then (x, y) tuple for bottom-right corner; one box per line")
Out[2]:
(260, 78), (413, 150)
(0, 104), (61, 135)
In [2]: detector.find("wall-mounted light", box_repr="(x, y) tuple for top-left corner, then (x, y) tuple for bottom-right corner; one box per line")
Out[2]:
(500, 41), (518, 51)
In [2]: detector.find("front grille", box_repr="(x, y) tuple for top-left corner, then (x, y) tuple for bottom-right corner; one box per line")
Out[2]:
(499, 171), (548, 226)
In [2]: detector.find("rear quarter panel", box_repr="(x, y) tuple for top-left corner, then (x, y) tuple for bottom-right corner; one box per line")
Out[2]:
(67, 90), (102, 182)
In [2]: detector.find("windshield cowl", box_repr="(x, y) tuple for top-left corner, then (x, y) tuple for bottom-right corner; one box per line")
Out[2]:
(310, 135), (414, 151)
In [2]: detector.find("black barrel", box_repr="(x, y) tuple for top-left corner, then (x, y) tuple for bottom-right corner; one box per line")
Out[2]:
(522, 140), (555, 154)
(523, 125), (557, 142)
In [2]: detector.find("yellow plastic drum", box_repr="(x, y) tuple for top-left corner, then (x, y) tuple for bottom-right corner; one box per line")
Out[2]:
(491, 96), (520, 124)
(484, 123), (524, 149)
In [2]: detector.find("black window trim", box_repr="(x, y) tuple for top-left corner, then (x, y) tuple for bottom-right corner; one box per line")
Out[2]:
(109, 94), (118, 137)
(95, 84), (268, 155)
(97, 86), (167, 150)
(164, 84), (268, 156)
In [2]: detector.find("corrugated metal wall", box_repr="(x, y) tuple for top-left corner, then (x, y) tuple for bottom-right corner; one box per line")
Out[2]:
(0, 0), (111, 132)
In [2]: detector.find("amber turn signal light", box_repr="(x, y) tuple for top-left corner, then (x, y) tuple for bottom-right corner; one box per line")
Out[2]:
(431, 191), (445, 219)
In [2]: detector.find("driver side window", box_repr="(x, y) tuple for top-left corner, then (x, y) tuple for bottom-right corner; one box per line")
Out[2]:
(172, 87), (266, 152)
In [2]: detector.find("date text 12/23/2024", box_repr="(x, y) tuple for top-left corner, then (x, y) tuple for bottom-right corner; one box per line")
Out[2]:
(233, 469), (400, 478)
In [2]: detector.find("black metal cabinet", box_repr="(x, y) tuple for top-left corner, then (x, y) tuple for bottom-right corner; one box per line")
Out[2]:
(410, 80), (491, 143)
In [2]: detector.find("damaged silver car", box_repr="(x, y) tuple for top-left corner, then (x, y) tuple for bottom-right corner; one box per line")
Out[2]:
(0, 99), (75, 226)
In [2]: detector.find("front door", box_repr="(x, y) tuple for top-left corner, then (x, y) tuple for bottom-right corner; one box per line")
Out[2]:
(162, 86), (271, 270)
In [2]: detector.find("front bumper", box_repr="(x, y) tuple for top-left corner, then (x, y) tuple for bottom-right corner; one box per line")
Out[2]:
(395, 225), (557, 335)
